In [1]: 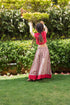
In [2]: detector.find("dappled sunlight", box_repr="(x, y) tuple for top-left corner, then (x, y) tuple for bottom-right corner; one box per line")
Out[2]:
(0, 74), (28, 81)
(0, 74), (70, 82)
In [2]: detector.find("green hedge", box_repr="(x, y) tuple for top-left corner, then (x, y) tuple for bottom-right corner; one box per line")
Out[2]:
(22, 12), (49, 23)
(47, 39), (70, 72)
(0, 39), (70, 74)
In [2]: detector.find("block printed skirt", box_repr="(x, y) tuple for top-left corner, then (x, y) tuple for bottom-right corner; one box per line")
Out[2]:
(28, 46), (52, 80)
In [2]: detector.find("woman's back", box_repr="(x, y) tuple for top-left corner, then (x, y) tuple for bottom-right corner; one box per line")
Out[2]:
(34, 31), (47, 45)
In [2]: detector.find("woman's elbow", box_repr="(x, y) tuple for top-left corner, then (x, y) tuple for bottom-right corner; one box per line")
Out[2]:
(30, 32), (34, 37)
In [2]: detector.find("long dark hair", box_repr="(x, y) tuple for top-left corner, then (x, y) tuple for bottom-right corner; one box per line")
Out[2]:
(36, 23), (44, 43)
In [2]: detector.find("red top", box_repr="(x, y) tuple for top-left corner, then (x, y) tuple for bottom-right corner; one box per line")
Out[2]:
(34, 31), (47, 45)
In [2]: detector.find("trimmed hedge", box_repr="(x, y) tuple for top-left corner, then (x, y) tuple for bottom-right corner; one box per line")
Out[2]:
(0, 39), (70, 74)
(22, 12), (49, 23)
(47, 39), (70, 72)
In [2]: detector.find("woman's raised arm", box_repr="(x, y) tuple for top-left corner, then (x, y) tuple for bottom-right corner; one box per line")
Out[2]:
(28, 22), (34, 37)
(40, 21), (48, 33)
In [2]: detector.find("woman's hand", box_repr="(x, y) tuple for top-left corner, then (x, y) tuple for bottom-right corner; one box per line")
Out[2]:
(40, 21), (48, 33)
(40, 21), (44, 25)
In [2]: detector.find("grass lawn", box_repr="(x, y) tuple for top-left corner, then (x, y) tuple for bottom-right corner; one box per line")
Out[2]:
(0, 74), (70, 105)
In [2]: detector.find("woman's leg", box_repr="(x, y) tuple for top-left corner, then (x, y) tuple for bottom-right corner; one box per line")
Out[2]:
(28, 48), (40, 80)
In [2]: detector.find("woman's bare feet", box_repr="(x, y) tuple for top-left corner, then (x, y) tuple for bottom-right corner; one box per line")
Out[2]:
(27, 78), (36, 81)
(27, 79), (32, 81)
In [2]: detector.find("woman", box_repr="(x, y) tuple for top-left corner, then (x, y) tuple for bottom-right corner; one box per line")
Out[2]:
(28, 21), (52, 81)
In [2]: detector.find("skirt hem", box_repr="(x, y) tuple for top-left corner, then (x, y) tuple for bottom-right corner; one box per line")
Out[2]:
(29, 74), (52, 80)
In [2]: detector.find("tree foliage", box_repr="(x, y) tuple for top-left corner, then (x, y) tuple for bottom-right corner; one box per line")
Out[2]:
(0, 0), (70, 10)
(0, 0), (23, 9)
(22, 0), (52, 12)
(0, 0), (52, 10)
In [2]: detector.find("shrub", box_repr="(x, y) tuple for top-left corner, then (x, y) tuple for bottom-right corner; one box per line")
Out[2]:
(46, 5), (70, 38)
(22, 12), (49, 23)
(0, 6), (70, 40)
(0, 9), (29, 40)
(47, 39), (70, 72)
(22, 5), (70, 39)
(0, 39), (70, 74)
(0, 40), (33, 73)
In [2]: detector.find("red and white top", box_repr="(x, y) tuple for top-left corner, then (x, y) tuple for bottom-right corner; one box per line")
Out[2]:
(34, 31), (47, 45)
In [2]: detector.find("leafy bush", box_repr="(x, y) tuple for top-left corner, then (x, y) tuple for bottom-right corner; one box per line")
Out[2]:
(46, 5), (70, 38)
(47, 39), (70, 72)
(22, 5), (70, 39)
(22, 12), (49, 22)
(0, 6), (70, 40)
(0, 39), (70, 73)
(0, 40), (33, 73)
(0, 9), (29, 40)
(0, 6), (70, 41)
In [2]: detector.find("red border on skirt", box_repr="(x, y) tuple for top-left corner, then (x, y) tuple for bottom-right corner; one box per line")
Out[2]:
(29, 74), (52, 80)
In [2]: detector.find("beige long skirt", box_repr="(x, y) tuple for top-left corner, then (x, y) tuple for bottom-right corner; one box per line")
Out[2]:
(28, 46), (52, 80)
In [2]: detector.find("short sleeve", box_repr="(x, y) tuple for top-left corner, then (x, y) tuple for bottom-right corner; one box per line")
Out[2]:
(44, 31), (47, 38)
(44, 31), (46, 35)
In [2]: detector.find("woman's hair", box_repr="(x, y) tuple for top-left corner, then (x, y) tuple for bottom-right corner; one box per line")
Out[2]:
(36, 23), (44, 43)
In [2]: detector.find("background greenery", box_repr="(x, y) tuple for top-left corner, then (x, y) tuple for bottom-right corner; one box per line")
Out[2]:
(0, 9), (30, 40)
(0, 5), (70, 40)
(0, 39), (70, 74)
(0, 0), (70, 74)
(0, 0), (70, 9)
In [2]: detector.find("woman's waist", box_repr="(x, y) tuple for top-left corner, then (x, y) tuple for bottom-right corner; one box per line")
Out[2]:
(38, 43), (47, 48)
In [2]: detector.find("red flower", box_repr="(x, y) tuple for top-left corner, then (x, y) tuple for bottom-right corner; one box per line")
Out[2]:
(61, 72), (64, 75)
(54, 73), (58, 75)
